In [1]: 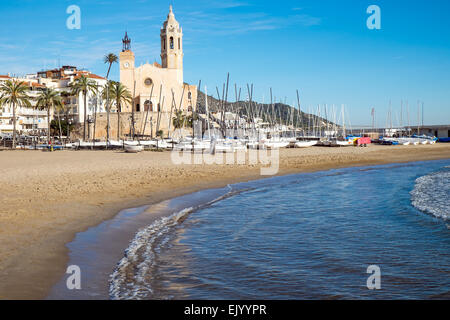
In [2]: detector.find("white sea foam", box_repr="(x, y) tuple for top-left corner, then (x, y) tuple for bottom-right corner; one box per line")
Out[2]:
(109, 207), (194, 300)
(109, 184), (243, 300)
(410, 167), (450, 221)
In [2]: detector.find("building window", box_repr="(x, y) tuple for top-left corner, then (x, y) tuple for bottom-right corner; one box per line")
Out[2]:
(170, 37), (174, 49)
(178, 38), (180, 49)
(188, 92), (192, 100)
(163, 37), (166, 50)
(144, 100), (153, 112)
(144, 78), (153, 86)
(136, 104), (140, 112)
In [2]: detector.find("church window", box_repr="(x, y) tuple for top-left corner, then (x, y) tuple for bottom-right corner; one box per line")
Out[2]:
(170, 37), (174, 49)
(188, 92), (192, 99)
(178, 38), (180, 49)
(144, 78), (153, 86)
(144, 100), (153, 112)
(163, 37), (166, 50)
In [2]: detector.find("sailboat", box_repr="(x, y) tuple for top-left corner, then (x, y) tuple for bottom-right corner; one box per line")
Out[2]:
(295, 140), (318, 148)
(293, 90), (318, 148)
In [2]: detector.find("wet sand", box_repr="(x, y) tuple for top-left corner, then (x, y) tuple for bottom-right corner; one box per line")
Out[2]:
(0, 144), (449, 299)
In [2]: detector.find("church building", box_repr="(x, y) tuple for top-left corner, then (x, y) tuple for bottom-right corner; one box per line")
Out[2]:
(119, 5), (197, 119)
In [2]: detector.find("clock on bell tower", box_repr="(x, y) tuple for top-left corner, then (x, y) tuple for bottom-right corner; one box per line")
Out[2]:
(120, 31), (135, 69)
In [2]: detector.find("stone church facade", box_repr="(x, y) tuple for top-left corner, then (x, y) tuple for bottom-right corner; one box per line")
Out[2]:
(71, 6), (198, 140)
(119, 6), (197, 116)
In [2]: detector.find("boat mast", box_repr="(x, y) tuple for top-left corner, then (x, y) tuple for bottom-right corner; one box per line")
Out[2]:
(205, 85), (211, 140)
(342, 104), (346, 138)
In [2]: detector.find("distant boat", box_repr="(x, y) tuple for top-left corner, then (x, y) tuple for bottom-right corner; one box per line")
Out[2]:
(333, 139), (352, 147)
(320, 139), (352, 147)
(294, 140), (318, 148)
(264, 141), (290, 149)
(124, 145), (143, 153)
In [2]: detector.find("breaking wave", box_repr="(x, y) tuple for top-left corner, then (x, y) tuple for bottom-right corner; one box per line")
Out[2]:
(411, 166), (450, 221)
(109, 185), (246, 300)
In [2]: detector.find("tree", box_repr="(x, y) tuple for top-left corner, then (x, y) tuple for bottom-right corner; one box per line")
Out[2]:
(101, 81), (114, 143)
(50, 119), (72, 137)
(108, 81), (131, 141)
(172, 110), (186, 129)
(104, 53), (118, 79)
(91, 84), (100, 147)
(0, 80), (31, 149)
(59, 91), (73, 140)
(185, 112), (198, 128)
(54, 103), (64, 142)
(103, 53), (118, 146)
(36, 88), (62, 145)
(70, 75), (97, 141)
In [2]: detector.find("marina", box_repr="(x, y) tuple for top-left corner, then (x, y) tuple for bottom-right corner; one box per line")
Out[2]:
(0, 1), (449, 304)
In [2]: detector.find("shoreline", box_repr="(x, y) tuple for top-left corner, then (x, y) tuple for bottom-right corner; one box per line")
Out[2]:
(47, 158), (450, 300)
(47, 185), (236, 299)
(0, 144), (449, 299)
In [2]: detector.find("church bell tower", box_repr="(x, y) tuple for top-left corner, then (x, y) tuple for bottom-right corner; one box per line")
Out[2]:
(119, 31), (135, 112)
(160, 5), (183, 70)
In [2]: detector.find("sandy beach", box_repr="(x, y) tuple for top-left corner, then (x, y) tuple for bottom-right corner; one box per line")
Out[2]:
(0, 144), (449, 299)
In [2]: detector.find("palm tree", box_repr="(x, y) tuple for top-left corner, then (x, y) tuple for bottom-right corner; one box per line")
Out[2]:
(104, 53), (118, 79)
(0, 80), (31, 149)
(36, 88), (62, 145)
(60, 91), (72, 141)
(91, 84), (99, 148)
(104, 53), (118, 147)
(172, 110), (186, 129)
(54, 102), (64, 142)
(101, 81), (114, 144)
(70, 75), (97, 141)
(109, 81), (132, 141)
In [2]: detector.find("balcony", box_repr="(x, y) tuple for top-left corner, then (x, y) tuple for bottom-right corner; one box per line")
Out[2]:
(0, 124), (14, 130)
(20, 118), (47, 125)
(19, 110), (47, 116)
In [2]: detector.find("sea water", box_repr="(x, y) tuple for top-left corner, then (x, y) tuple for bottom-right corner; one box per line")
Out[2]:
(109, 160), (450, 300)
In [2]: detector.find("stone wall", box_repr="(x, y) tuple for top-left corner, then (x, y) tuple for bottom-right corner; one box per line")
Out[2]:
(72, 111), (192, 140)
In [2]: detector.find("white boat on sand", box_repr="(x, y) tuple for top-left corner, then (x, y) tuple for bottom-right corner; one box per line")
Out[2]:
(294, 140), (318, 148)
(124, 145), (143, 153)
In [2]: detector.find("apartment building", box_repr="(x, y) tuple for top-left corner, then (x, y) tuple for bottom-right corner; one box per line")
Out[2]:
(0, 67), (107, 135)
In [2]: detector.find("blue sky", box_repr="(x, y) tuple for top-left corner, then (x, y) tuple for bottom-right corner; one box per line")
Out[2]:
(1, 0), (449, 125)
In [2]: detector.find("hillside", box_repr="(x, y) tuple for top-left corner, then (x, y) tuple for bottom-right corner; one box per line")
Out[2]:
(195, 90), (333, 129)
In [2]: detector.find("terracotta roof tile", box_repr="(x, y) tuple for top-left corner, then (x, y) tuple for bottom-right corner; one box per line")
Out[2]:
(25, 81), (46, 88)
(72, 72), (106, 80)
(87, 73), (106, 80)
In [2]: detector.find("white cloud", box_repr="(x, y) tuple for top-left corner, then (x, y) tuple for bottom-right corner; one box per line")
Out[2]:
(210, 0), (250, 9)
(181, 10), (321, 36)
